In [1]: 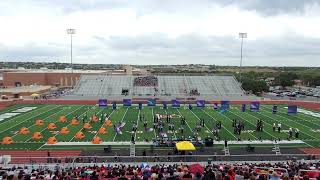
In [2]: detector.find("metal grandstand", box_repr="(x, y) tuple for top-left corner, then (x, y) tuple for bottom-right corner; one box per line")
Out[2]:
(65, 74), (256, 100)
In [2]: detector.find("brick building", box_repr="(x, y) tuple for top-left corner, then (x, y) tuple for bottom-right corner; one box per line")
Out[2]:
(1, 66), (147, 87)
(2, 71), (80, 87)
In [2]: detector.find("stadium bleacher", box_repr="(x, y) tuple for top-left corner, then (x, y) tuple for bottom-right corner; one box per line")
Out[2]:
(66, 75), (256, 100)
(0, 161), (319, 179)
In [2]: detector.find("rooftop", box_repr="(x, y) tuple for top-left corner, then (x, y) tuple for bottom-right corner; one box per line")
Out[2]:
(1, 69), (111, 74)
(0, 85), (51, 93)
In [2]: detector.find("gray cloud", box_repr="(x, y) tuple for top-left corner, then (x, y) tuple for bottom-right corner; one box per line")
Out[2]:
(39, 0), (129, 14)
(1, 0), (320, 66)
(0, 0), (130, 16)
(0, 42), (66, 62)
(1, 33), (320, 66)
(69, 0), (320, 16)
(1, 0), (318, 16)
(212, 0), (320, 16)
(90, 34), (320, 66)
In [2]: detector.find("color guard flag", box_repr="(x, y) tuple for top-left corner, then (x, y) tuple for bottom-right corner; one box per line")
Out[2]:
(196, 100), (205, 108)
(250, 102), (260, 112)
(242, 104), (246, 112)
(163, 102), (167, 109)
(213, 103), (219, 110)
(288, 105), (297, 115)
(272, 105), (277, 114)
(98, 99), (107, 107)
(172, 99), (181, 107)
(221, 100), (230, 113)
(123, 99), (132, 106)
(147, 99), (156, 106)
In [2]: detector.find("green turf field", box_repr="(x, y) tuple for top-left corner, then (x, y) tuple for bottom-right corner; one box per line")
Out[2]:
(0, 104), (319, 150)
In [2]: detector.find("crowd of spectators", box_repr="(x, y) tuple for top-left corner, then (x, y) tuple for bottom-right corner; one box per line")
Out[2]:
(134, 76), (158, 87)
(0, 161), (319, 180)
(189, 89), (200, 96)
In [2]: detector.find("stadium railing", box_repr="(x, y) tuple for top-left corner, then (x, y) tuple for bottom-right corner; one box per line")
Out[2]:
(1, 154), (318, 166)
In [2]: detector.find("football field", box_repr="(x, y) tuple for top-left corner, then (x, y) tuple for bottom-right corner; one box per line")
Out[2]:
(0, 104), (319, 150)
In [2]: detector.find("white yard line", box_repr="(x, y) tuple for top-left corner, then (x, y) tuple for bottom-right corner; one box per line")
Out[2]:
(36, 142), (48, 150)
(228, 110), (276, 139)
(134, 110), (141, 140)
(151, 108), (157, 139)
(93, 110), (115, 138)
(220, 111), (258, 140)
(259, 108), (317, 138)
(0, 105), (61, 134)
(11, 106), (64, 138)
(256, 110), (315, 148)
(164, 109), (177, 139)
(264, 106), (320, 128)
(51, 105), (93, 139)
(241, 110), (290, 139)
(112, 107), (129, 142)
(283, 106), (320, 121)
(287, 114), (320, 127)
(175, 109), (194, 134)
(0, 106), (42, 126)
(201, 109), (237, 140)
(68, 107), (105, 142)
(25, 105), (85, 142)
(189, 109), (213, 135)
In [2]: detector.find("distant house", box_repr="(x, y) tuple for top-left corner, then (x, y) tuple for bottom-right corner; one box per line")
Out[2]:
(294, 79), (303, 86)
(265, 77), (275, 85)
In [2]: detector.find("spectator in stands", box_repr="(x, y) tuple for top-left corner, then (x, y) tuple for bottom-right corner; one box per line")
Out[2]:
(1, 161), (320, 180)
(269, 171), (281, 180)
(193, 171), (203, 180)
(118, 170), (129, 180)
(183, 171), (193, 179)
(134, 76), (158, 87)
(190, 89), (200, 96)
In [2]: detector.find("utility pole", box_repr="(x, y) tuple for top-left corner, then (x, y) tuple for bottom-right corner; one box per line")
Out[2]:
(239, 32), (247, 83)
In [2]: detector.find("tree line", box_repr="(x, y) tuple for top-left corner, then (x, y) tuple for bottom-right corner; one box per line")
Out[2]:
(237, 70), (320, 95)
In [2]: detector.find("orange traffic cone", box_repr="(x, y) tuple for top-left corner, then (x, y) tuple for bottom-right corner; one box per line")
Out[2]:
(19, 127), (30, 134)
(1, 137), (13, 145)
(48, 123), (57, 130)
(32, 132), (43, 140)
(71, 118), (79, 125)
(35, 119), (44, 126)
(47, 137), (57, 144)
(105, 120), (113, 127)
(91, 115), (98, 122)
(92, 136), (102, 144)
(98, 127), (106, 134)
(75, 131), (85, 139)
(83, 123), (92, 129)
(59, 116), (67, 123)
(60, 127), (69, 134)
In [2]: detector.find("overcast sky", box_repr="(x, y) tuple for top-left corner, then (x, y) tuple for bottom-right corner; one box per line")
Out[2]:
(0, 0), (320, 66)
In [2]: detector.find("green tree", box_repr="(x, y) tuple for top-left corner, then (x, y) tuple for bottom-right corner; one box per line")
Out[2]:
(300, 74), (320, 87)
(274, 72), (297, 87)
(241, 79), (269, 95)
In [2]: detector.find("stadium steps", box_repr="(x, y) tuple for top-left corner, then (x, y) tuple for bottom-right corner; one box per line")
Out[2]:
(272, 144), (281, 155)
(69, 75), (248, 99)
(130, 143), (135, 157)
(224, 147), (230, 156)
(0, 150), (81, 164)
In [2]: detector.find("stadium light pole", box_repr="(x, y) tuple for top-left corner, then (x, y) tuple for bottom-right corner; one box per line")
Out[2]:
(67, 29), (76, 73)
(239, 32), (247, 83)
